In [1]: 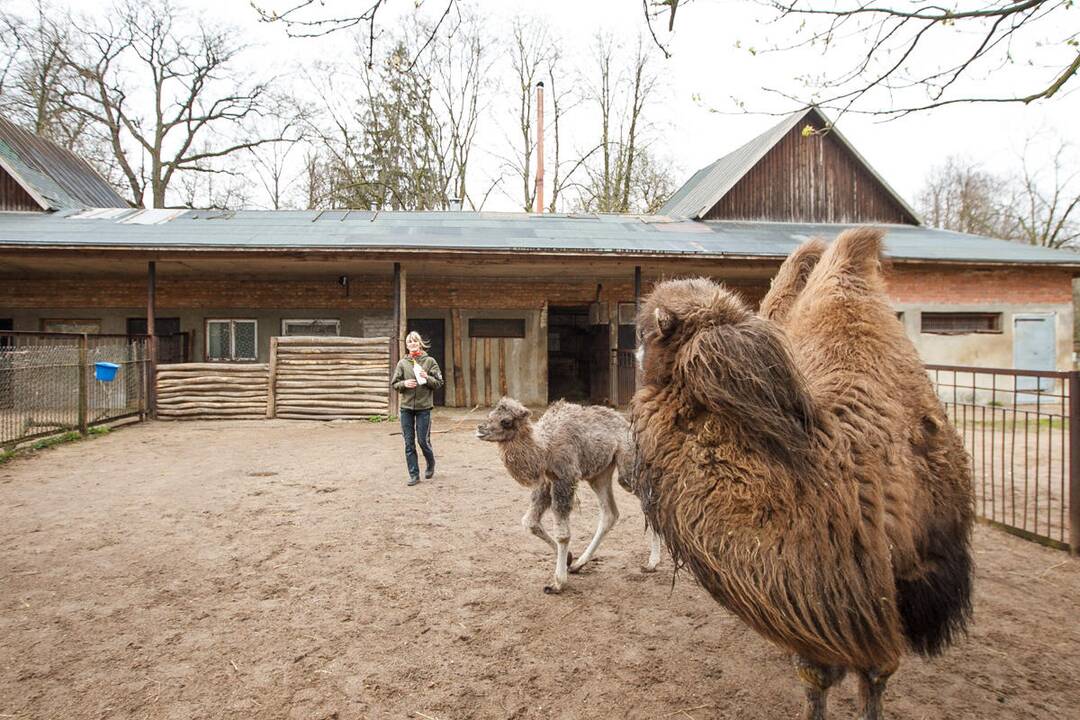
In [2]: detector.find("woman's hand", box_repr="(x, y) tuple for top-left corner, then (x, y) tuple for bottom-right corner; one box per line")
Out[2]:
(404, 379), (418, 389)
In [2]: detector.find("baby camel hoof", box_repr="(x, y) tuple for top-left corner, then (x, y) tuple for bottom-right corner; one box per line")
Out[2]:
(543, 584), (562, 595)
(640, 565), (658, 574)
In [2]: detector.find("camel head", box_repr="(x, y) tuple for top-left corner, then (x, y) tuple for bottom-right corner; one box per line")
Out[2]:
(636, 278), (817, 464)
(476, 397), (532, 442)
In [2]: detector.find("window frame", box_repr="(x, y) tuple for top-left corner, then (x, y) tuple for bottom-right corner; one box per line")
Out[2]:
(205, 318), (259, 362)
(40, 318), (102, 334)
(468, 318), (526, 339)
(280, 318), (341, 337)
(920, 311), (1003, 335)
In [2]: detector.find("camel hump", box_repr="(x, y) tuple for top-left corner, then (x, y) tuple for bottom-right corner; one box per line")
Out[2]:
(760, 237), (828, 322)
(827, 226), (885, 277)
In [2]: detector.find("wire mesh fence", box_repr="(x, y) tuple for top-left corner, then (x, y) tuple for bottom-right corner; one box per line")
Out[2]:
(0, 331), (150, 448)
(928, 364), (1078, 552)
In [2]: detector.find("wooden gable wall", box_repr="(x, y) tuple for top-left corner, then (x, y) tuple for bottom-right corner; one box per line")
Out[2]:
(0, 165), (41, 212)
(704, 122), (917, 225)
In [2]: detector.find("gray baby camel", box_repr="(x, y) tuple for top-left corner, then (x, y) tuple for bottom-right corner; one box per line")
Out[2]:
(476, 397), (662, 594)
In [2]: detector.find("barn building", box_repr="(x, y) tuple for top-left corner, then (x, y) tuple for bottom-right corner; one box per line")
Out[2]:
(2, 108), (1077, 412)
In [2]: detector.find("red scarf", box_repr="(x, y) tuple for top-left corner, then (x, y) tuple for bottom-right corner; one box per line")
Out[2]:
(409, 350), (424, 359)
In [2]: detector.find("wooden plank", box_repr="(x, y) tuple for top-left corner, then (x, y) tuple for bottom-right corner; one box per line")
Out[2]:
(451, 308), (465, 407)
(469, 337), (478, 407)
(276, 336), (389, 347)
(157, 363), (269, 371)
(499, 338), (509, 397)
(484, 338), (492, 407)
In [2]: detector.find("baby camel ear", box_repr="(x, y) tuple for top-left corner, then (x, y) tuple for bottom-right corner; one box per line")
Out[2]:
(654, 307), (678, 338)
(511, 403), (531, 421)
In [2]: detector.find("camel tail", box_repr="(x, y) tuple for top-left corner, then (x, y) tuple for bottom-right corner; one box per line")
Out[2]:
(896, 519), (974, 657)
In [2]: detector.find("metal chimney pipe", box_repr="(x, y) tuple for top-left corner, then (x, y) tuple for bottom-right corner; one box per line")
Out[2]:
(535, 81), (544, 214)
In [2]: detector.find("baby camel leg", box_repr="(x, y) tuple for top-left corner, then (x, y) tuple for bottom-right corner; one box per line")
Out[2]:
(522, 485), (556, 551)
(795, 656), (845, 720)
(642, 525), (662, 573)
(569, 466), (619, 573)
(856, 664), (896, 720)
(543, 479), (575, 594)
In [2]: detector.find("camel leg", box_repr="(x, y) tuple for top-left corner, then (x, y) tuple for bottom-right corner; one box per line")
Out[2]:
(522, 485), (556, 551)
(856, 666), (895, 720)
(794, 656), (845, 720)
(569, 467), (619, 573)
(641, 524), (662, 573)
(543, 510), (572, 595)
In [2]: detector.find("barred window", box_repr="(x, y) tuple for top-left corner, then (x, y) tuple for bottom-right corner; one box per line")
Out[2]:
(206, 319), (258, 361)
(920, 312), (1002, 335)
(282, 319), (340, 336)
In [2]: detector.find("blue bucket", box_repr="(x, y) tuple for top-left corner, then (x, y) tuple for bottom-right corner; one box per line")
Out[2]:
(94, 362), (120, 382)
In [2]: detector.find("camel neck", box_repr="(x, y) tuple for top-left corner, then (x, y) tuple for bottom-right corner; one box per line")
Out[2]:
(500, 422), (545, 487)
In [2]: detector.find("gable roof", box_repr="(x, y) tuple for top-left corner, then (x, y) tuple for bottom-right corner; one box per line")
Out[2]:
(0, 115), (130, 211)
(660, 107), (920, 223)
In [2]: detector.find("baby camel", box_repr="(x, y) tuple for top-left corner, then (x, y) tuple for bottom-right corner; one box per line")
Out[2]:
(476, 397), (661, 593)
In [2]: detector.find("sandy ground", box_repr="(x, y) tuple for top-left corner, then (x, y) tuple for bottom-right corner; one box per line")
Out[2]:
(2, 410), (1079, 720)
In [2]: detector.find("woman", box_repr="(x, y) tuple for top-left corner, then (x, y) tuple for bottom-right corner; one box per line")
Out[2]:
(391, 331), (444, 486)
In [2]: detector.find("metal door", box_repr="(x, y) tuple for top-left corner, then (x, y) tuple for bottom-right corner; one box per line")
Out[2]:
(406, 318), (446, 406)
(1014, 313), (1055, 400)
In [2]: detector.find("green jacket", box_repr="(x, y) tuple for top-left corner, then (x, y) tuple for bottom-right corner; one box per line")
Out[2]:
(391, 353), (444, 410)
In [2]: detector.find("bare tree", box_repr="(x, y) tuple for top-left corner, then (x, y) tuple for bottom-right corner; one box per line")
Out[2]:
(915, 139), (1079, 249)
(302, 8), (490, 211)
(915, 156), (1020, 240)
(575, 35), (671, 214)
(252, 0), (457, 69)
(647, 1), (1079, 118)
(60, 0), (296, 208)
(1015, 136), (1080, 248)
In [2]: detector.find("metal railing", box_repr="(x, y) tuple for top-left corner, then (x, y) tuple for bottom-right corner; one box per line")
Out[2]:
(928, 364), (1078, 553)
(0, 331), (151, 448)
(616, 349), (636, 406)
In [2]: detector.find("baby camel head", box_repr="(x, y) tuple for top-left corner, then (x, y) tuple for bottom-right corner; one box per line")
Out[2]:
(476, 397), (532, 442)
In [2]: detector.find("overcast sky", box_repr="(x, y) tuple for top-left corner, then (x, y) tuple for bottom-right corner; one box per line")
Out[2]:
(15, 0), (1080, 213)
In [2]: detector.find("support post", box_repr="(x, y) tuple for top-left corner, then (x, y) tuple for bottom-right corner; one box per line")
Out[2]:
(608, 298), (618, 406)
(147, 261), (157, 419)
(1069, 371), (1080, 555)
(390, 263), (402, 417)
(451, 309), (466, 407)
(78, 333), (88, 436)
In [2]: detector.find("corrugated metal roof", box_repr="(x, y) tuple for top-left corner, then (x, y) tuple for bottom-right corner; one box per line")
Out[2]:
(0, 115), (130, 210)
(0, 209), (1076, 268)
(659, 107), (921, 223)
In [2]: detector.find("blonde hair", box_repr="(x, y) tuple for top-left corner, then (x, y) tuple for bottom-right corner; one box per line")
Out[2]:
(405, 330), (430, 349)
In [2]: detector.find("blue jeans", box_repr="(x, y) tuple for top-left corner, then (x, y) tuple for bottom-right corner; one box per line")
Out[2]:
(400, 408), (434, 480)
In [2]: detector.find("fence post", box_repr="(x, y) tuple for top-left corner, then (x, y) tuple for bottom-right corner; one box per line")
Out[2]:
(266, 336), (278, 419)
(1070, 371), (1080, 555)
(78, 333), (88, 436)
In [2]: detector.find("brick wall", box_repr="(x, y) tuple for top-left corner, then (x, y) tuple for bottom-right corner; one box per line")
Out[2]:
(2, 265), (1070, 312)
(885, 266), (1074, 305)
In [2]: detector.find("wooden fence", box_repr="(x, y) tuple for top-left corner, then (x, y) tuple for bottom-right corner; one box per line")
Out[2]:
(155, 336), (390, 421)
(269, 336), (390, 420)
(156, 363), (269, 419)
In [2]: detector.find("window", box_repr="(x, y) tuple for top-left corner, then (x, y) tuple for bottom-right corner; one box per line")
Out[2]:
(41, 318), (101, 334)
(921, 312), (1002, 335)
(282, 319), (340, 336)
(469, 318), (526, 338)
(206, 319), (258, 361)
(617, 302), (638, 325)
(0, 318), (11, 348)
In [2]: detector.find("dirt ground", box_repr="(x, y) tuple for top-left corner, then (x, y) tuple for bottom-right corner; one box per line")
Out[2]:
(2, 410), (1079, 720)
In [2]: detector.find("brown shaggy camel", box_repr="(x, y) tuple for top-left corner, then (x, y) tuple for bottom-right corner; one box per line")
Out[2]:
(630, 227), (974, 720)
(476, 397), (662, 594)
